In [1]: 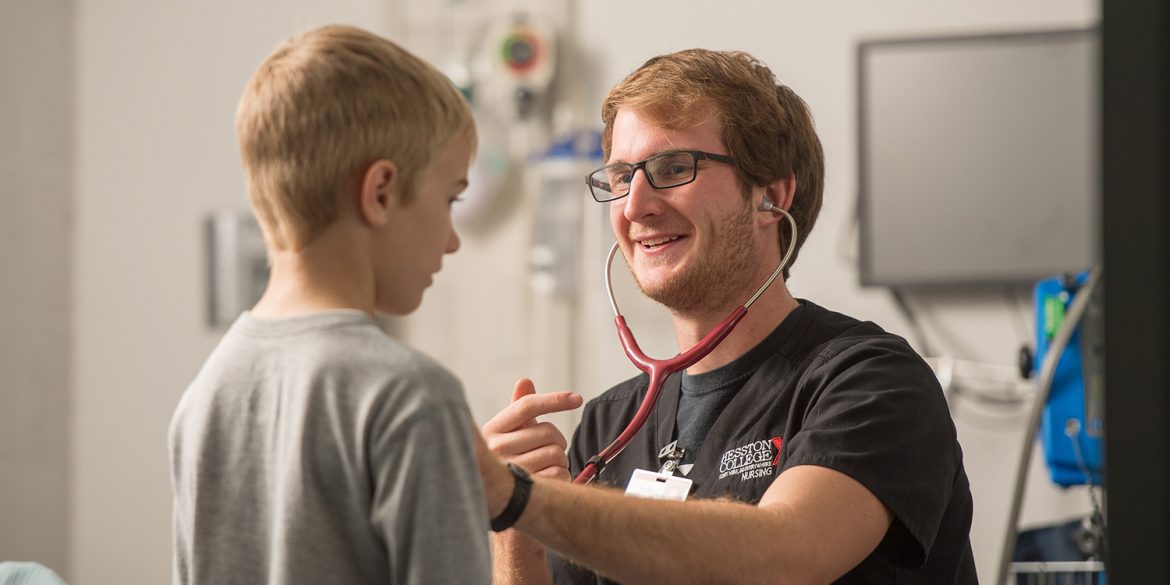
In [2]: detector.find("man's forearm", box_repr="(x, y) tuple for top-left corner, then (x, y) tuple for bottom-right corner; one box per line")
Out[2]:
(512, 478), (802, 585)
(492, 530), (552, 585)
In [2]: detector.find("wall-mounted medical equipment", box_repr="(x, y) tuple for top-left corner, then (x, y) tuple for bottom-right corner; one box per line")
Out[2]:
(448, 12), (560, 232)
(1033, 271), (1105, 487)
(472, 14), (557, 121)
(857, 29), (1100, 287)
(998, 267), (1104, 585)
(205, 211), (268, 327)
(453, 126), (511, 231)
(529, 130), (602, 295)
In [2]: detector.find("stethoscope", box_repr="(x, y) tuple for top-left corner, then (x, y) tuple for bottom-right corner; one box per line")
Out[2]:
(573, 199), (799, 484)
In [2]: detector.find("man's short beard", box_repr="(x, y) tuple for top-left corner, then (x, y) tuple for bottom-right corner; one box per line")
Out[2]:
(632, 199), (757, 315)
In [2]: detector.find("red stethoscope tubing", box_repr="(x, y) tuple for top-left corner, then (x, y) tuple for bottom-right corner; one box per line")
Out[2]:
(573, 207), (796, 484)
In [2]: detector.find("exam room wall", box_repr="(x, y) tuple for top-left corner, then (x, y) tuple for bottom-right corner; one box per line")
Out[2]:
(0, 0), (74, 575)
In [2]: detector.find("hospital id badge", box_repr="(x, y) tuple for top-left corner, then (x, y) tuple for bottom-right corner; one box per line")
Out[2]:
(624, 469), (692, 501)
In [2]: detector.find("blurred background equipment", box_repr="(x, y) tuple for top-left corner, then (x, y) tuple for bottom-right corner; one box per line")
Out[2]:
(852, 31), (1111, 580)
(857, 29), (1100, 288)
(529, 129), (602, 296)
(445, 9), (561, 233)
(1033, 272), (1104, 488)
(1002, 268), (1106, 585)
(524, 129), (604, 434)
(472, 13), (557, 122)
(204, 211), (268, 328)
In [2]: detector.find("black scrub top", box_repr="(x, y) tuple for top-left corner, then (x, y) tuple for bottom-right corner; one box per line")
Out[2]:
(549, 301), (978, 584)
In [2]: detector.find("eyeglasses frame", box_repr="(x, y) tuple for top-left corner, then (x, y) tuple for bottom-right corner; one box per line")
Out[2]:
(586, 150), (737, 202)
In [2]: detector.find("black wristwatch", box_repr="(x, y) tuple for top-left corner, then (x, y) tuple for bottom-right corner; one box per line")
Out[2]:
(490, 463), (533, 532)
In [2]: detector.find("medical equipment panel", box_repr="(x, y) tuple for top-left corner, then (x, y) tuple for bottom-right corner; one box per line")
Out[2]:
(1034, 272), (1104, 487)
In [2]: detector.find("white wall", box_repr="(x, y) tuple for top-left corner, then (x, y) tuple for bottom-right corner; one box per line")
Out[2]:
(0, 0), (74, 575)
(45, 1), (1098, 584)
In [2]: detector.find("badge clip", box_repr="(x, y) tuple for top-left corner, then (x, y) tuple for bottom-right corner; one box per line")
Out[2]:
(657, 440), (687, 475)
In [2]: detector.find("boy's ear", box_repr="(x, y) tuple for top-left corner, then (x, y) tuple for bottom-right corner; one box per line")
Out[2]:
(358, 159), (400, 227)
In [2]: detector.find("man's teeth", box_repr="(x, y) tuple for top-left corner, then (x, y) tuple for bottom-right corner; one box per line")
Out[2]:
(640, 236), (680, 248)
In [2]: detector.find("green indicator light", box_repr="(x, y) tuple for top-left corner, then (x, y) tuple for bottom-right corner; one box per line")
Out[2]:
(1044, 294), (1066, 340)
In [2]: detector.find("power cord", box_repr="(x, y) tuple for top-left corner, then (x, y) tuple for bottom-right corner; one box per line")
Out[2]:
(1065, 419), (1108, 562)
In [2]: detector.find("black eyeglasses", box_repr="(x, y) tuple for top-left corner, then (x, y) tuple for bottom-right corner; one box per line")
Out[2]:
(586, 150), (737, 202)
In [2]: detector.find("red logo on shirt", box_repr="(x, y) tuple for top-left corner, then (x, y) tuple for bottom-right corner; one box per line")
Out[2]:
(771, 436), (784, 466)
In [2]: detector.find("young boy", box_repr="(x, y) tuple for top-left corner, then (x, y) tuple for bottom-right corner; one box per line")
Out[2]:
(168, 25), (490, 585)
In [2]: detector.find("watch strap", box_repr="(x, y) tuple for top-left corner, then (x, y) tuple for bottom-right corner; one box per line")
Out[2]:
(490, 463), (533, 532)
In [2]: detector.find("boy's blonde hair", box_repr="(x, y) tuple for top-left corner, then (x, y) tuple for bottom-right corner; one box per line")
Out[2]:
(237, 25), (476, 250)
